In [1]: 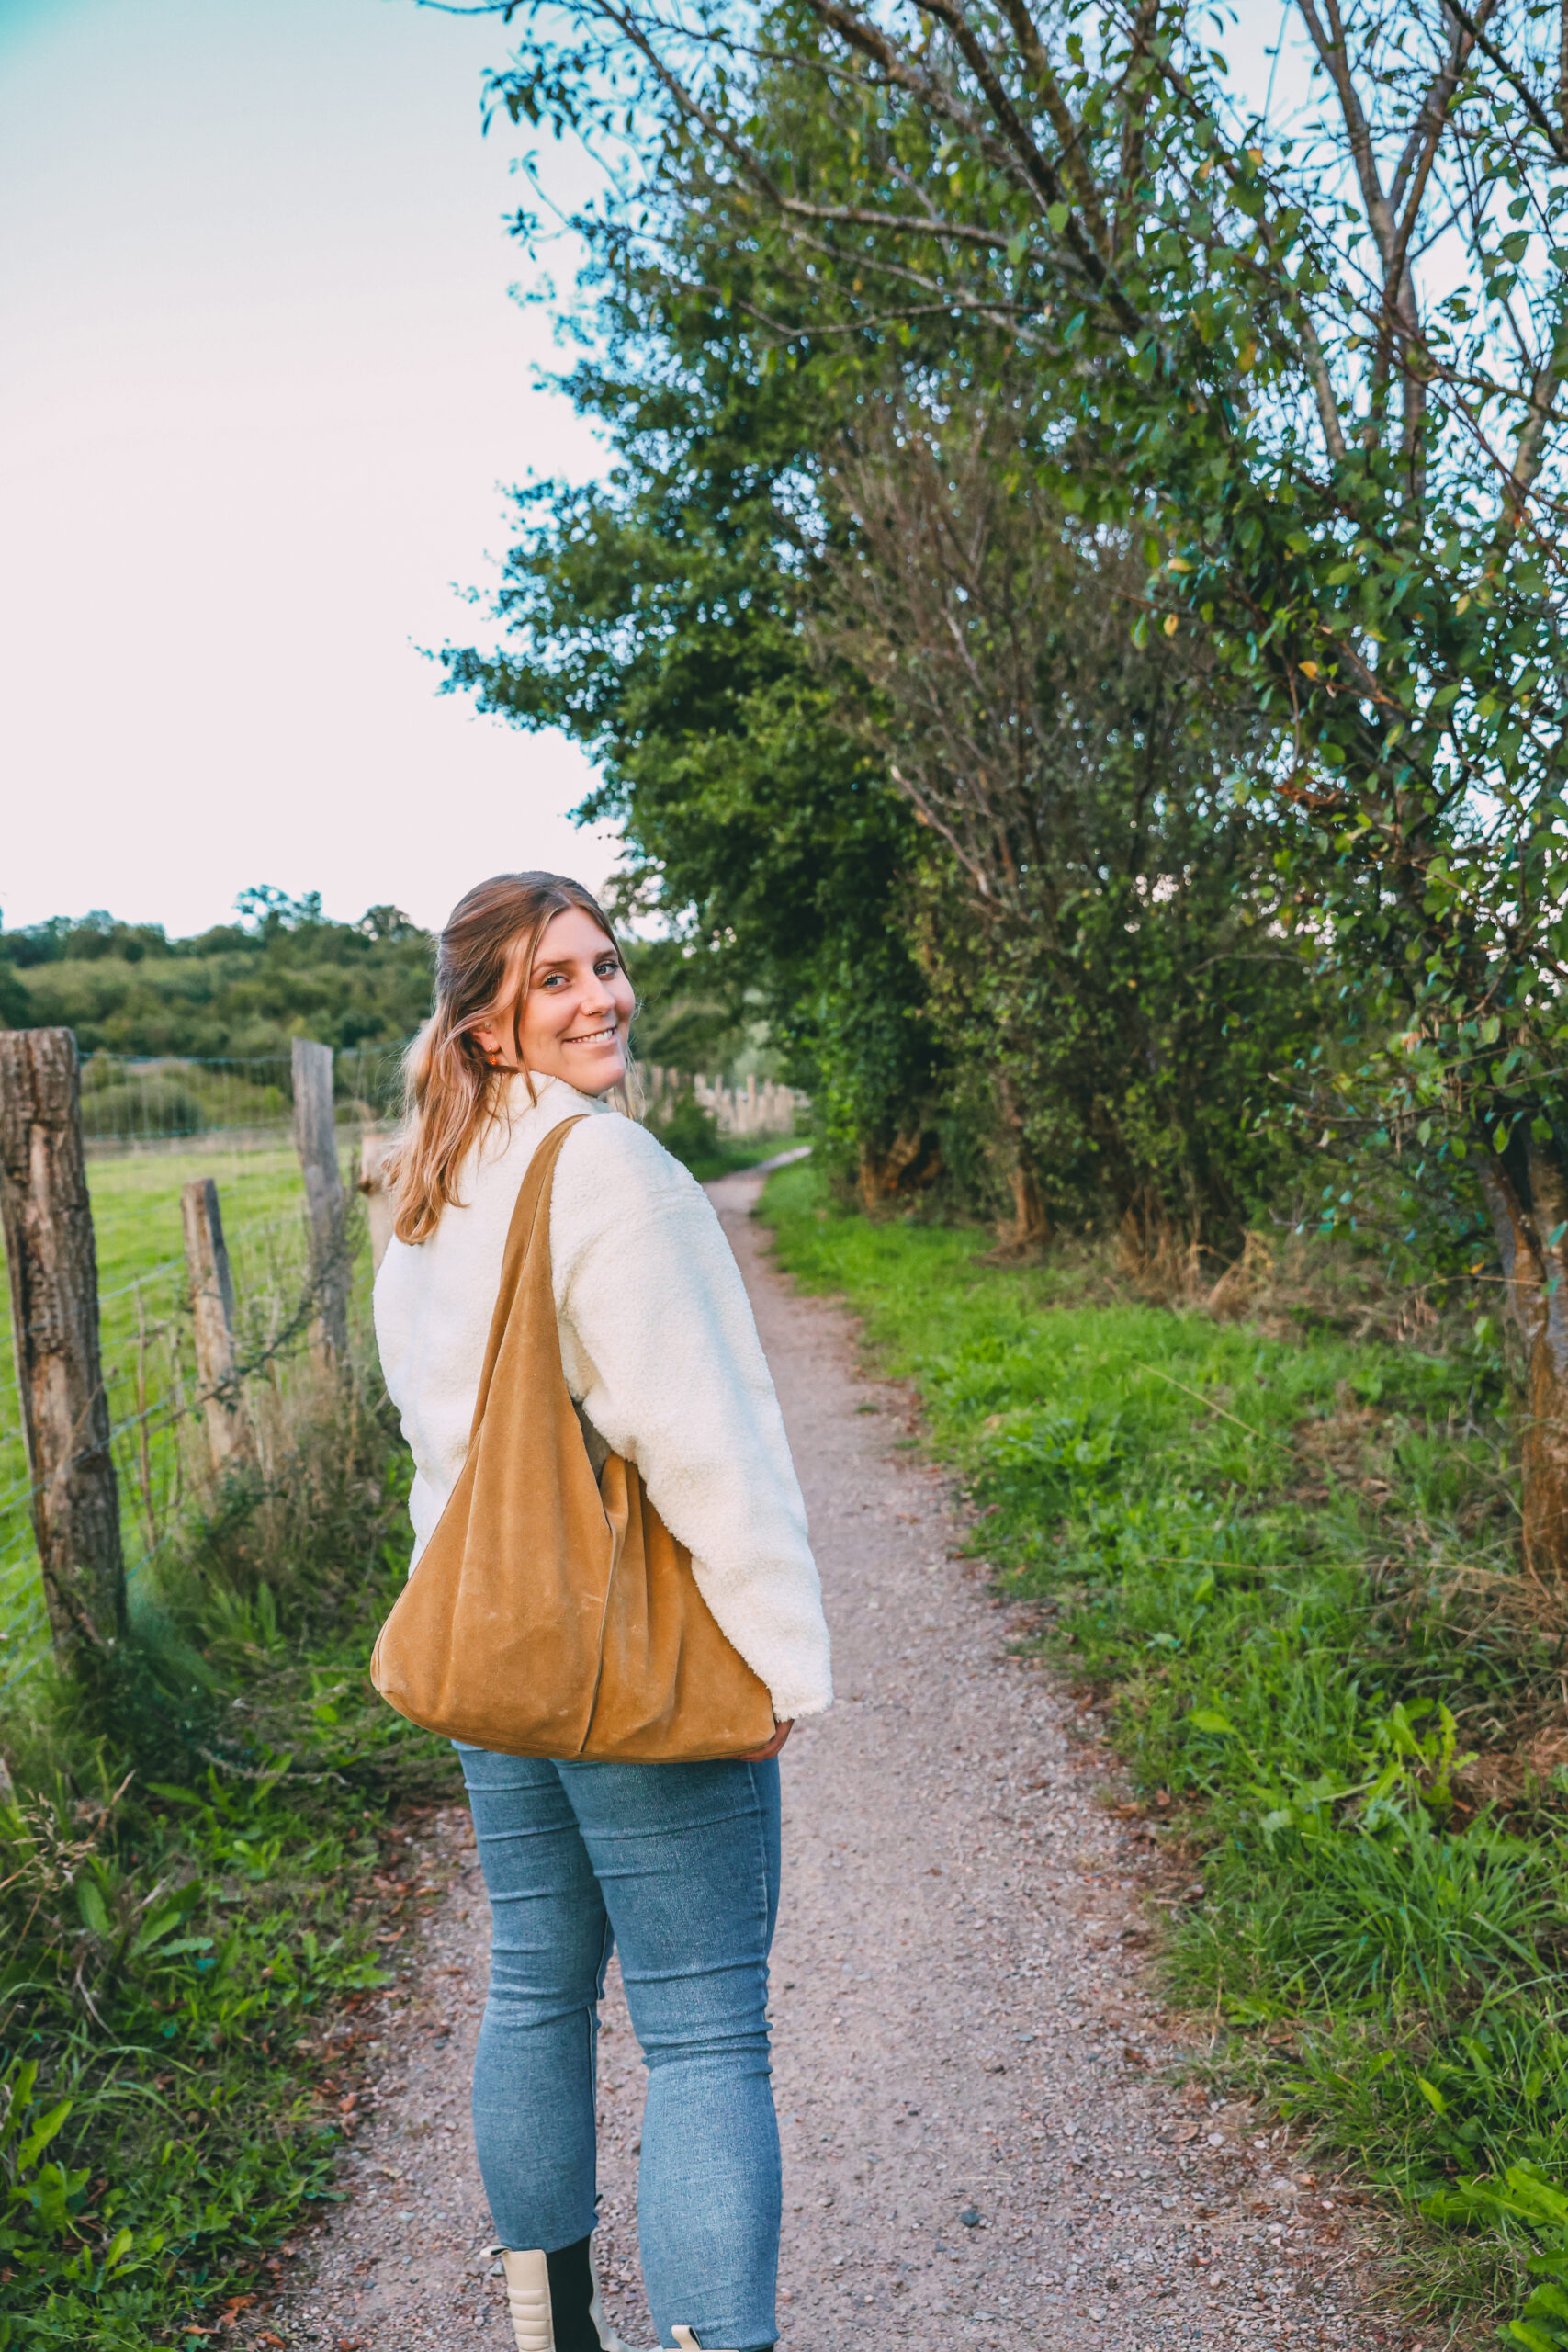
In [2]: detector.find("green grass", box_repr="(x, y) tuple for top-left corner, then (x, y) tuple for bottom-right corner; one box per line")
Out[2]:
(761, 1163), (1568, 2338)
(0, 1121), (463, 2348)
(0, 1146), (322, 1680)
(0, 1343), (458, 2350)
(85, 1147), (306, 1310)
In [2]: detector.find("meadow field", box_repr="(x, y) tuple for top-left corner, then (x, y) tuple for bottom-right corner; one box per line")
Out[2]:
(0, 1141), (315, 1682)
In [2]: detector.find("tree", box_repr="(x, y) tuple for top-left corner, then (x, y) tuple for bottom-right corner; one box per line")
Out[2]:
(445, 6), (1323, 1230)
(816, 380), (1316, 1243)
(441, 266), (952, 1203)
(3, 899), (435, 1058)
(468, 0), (1568, 1564)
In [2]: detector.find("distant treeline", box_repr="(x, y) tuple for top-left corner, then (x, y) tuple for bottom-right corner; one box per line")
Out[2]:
(0, 889), (760, 1079)
(0, 889), (435, 1058)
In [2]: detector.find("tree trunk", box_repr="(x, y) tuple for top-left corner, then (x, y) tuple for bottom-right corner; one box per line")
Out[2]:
(857, 1130), (934, 1211)
(0, 1028), (127, 1659)
(1480, 1139), (1568, 1582)
(1000, 1161), (1051, 1251)
(992, 1071), (1050, 1250)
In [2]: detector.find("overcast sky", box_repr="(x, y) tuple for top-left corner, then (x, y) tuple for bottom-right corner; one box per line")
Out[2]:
(0, 0), (617, 938)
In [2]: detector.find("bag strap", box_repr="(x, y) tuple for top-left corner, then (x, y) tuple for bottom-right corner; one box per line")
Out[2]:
(462, 1113), (586, 1443)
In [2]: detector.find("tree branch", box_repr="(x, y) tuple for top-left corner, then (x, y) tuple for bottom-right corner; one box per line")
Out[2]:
(1443, 0), (1568, 164)
(994, 0), (1114, 255)
(1293, 0), (1398, 268)
(805, 0), (1146, 334)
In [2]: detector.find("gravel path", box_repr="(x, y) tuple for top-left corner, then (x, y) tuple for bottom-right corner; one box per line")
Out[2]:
(272, 1170), (1402, 2352)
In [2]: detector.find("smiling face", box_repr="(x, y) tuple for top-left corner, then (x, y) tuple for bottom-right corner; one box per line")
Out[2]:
(474, 905), (635, 1097)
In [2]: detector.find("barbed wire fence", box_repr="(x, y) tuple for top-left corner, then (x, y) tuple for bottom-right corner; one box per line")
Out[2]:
(0, 1035), (401, 1699)
(0, 1036), (806, 1701)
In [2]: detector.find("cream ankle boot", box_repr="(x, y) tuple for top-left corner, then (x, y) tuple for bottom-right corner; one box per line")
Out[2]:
(672, 2333), (740, 2352)
(500, 2246), (647, 2352)
(502, 2250), (554, 2352)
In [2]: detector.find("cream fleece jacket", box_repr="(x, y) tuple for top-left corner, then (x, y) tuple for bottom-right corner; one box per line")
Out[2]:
(371, 1073), (832, 1724)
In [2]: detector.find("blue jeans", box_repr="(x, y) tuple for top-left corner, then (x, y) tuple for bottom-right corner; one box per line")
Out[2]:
(457, 1747), (783, 2352)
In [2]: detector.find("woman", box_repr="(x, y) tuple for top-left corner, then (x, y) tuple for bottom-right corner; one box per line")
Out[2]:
(373, 873), (832, 2352)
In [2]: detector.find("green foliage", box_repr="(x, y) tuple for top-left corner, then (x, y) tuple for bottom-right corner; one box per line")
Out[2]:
(3, 893), (434, 1057)
(647, 1091), (725, 1177)
(1426, 2166), (1568, 2347)
(645, 1091), (793, 1182)
(477, 0), (1568, 1530)
(77, 1074), (208, 1139)
(761, 1159), (1568, 2329)
(0, 1355), (456, 2346)
(453, 8), (1338, 1237)
(440, 219), (954, 1203)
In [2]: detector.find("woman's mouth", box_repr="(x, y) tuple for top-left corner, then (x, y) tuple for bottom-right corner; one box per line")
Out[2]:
(565, 1025), (617, 1046)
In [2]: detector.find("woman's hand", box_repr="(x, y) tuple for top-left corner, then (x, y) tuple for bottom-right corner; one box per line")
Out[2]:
(739, 1718), (793, 1761)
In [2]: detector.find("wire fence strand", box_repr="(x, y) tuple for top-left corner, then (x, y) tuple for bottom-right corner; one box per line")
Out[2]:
(0, 1138), (376, 1697)
(75, 1047), (405, 1154)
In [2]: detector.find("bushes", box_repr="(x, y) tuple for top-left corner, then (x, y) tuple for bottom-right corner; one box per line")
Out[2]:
(5, 911), (434, 1061)
(78, 1075), (207, 1139)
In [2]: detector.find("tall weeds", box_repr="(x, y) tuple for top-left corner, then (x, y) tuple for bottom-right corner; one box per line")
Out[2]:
(0, 1340), (454, 2349)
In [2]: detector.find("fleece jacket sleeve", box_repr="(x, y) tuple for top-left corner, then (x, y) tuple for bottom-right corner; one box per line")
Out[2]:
(549, 1115), (833, 1723)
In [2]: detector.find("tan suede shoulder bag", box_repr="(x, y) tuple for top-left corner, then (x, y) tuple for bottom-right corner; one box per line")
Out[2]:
(370, 1114), (775, 1761)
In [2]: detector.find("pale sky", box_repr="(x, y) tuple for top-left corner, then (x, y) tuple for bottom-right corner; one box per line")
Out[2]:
(0, 0), (618, 939)
(0, 1), (1314, 945)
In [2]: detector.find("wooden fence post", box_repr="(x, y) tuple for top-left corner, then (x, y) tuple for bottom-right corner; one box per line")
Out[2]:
(291, 1038), (349, 1367)
(0, 1028), (127, 1659)
(357, 1130), (397, 1276)
(180, 1177), (250, 1470)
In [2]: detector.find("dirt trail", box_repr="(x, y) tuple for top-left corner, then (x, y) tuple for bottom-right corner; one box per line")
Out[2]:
(278, 1171), (1392, 2352)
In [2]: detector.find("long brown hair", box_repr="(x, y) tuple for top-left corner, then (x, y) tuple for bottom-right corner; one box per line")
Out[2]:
(389, 872), (628, 1245)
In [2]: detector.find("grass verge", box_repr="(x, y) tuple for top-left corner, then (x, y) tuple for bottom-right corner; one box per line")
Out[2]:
(761, 1162), (1568, 2345)
(0, 1352), (457, 2350)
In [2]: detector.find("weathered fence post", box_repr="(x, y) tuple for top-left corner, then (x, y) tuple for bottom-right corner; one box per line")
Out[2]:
(291, 1038), (349, 1367)
(0, 1028), (127, 1659)
(358, 1130), (397, 1276)
(180, 1177), (250, 1471)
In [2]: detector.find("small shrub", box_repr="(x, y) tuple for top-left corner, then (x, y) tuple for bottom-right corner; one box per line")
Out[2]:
(649, 1091), (724, 1174)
